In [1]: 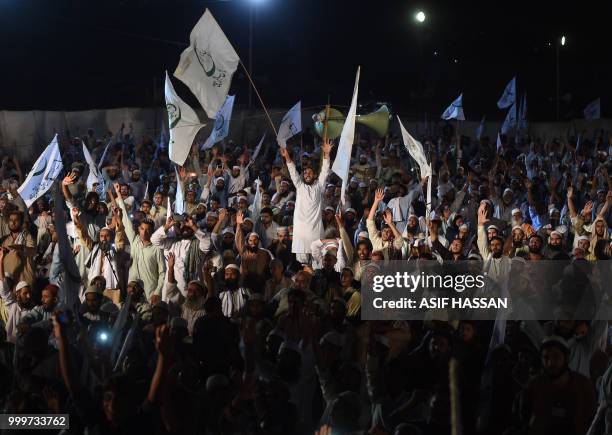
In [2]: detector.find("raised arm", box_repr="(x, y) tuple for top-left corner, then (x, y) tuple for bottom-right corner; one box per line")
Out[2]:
(382, 210), (404, 249)
(235, 211), (247, 254)
(72, 208), (95, 252)
(317, 139), (333, 188)
(477, 203), (491, 258)
(597, 191), (612, 219)
(566, 185), (578, 219)
(336, 214), (355, 262)
(113, 182), (137, 243)
(279, 147), (301, 187)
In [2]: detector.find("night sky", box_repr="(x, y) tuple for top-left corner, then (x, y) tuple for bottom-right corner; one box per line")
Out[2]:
(1, 0), (609, 121)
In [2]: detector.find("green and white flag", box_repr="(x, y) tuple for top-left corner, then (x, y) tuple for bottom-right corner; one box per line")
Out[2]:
(17, 134), (63, 207)
(201, 95), (235, 150)
(398, 117), (431, 179)
(165, 71), (205, 166)
(441, 93), (465, 120)
(174, 9), (240, 119)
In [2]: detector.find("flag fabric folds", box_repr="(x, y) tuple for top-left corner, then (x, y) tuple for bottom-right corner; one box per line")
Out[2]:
(165, 71), (206, 166)
(331, 67), (360, 205)
(201, 95), (235, 150)
(496, 133), (503, 154)
(276, 101), (302, 148)
(497, 76), (516, 109)
(174, 166), (185, 215)
(83, 141), (103, 193)
(517, 93), (528, 134)
(398, 116), (431, 179)
(475, 115), (486, 140)
(500, 102), (517, 135)
(584, 98), (601, 120)
(174, 9), (240, 119)
(441, 94), (465, 121)
(17, 134), (64, 208)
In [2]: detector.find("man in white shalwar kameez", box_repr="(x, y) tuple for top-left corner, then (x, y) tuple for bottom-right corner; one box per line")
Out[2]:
(279, 140), (333, 264)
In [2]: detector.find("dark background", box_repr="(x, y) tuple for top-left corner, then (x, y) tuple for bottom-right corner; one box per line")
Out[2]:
(0, 0), (609, 120)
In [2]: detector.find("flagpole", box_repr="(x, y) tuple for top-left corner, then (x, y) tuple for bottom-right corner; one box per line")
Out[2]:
(239, 60), (278, 136)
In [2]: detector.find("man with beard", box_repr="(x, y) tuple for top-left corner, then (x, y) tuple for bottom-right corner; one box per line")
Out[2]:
(150, 191), (167, 229)
(257, 207), (278, 249)
(74, 206), (125, 298)
(205, 262), (251, 321)
(268, 226), (297, 271)
(520, 336), (595, 435)
(264, 259), (293, 302)
(0, 249), (33, 343)
(0, 210), (36, 285)
(527, 234), (545, 261)
(62, 171), (106, 238)
(227, 163), (249, 195)
(235, 211), (272, 291)
(80, 284), (105, 324)
(168, 250), (206, 334)
(511, 208), (536, 238)
(538, 208), (568, 241)
(203, 169), (229, 208)
(477, 203), (512, 287)
(367, 190), (404, 260)
(543, 230), (568, 259)
(338, 213), (372, 281)
(351, 153), (373, 182)
(279, 139), (333, 264)
(152, 214), (211, 303)
(493, 188), (516, 224)
(128, 168), (146, 203)
(114, 183), (165, 304)
(567, 186), (598, 248)
(20, 283), (59, 332)
(271, 179), (296, 209)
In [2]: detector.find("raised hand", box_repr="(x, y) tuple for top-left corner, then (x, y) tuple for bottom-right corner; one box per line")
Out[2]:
(167, 252), (175, 269)
(62, 173), (77, 186)
(477, 202), (488, 226)
(218, 208), (228, 222)
(279, 146), (289, 161)
(334, 212), (344, 228)
(382, 209), (393, 226)
(236, 210), (244, 226)
(374, 188), (385, 203)
(567, 185), (574, 199)
(321, 139), (333, 156)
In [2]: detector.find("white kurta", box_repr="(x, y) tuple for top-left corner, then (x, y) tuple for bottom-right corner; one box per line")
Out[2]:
(287, 158), (330, 254)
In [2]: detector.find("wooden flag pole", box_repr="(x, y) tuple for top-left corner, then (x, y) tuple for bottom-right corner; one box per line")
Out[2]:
(239, 60), (278, 137)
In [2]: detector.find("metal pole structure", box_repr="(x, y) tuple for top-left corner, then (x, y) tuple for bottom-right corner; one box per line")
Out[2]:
(248, 3), (253, 110)
(556, 42), (560, 121)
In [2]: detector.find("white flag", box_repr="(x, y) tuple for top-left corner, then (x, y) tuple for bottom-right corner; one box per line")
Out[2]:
(331, 67), (360, 205)
(497, 76), (516, 109)
(277, 101), (302, 148)
(496, 133), (503, 154)
(475, 115), (486, 140)
(584, 98), (601, 120)
(174, 167), (185, 215)
(246, 134), (266, 171)
(83, 142), (103, 192)
(17, 135), (64, 208)
(518, 93), (528, 133)
(143, 182), (149, 201)
(441, 94), (465, 121)
(501, 102), (517, 135)
(167, 197), (172, 220)
(398, 116), (431, 179)
(201, 95), (235, 150)
(165, 71), (205, 166)
(174, 9), (240, 119)
(97, 139), (112, 169)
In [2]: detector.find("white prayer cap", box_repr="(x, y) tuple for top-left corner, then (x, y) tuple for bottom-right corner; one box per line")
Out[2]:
(323, 240), (339, 250)
(281, 180), (290, 186)
(206, 211), (219, 219)
(345, 208), (356, 214)
(225, 264), (240, 271)
(549, 208), (560, 215)
(326, 183), (335, 189)
(319, 331), (345, 348)
(247, 232), (260, 240)
(324, 206), (335, 213)
(503, 188), (514, 196)
(358, 231), (369, 239)
(221, 227), (235, 236)
(277, 226), (288, 234)
(511, 208), (521, 215)
(214, 177), (225, 184)
(15, 281), (29, 292)
(577, 235), (590, 242)
(323, 249), (337, 258)
(512, 225), (523, 232)
(238, 196), (249, 202)
(458, 224), (468, 231)
(487, 225), (499, 231)
(359, 182), (367, 188)
(232, 165), (241, 171)
(350, 176), (359, 184)
(359, 153), (367, 159)
(408, 213), (418, 219)
(550, 230), (562, 237)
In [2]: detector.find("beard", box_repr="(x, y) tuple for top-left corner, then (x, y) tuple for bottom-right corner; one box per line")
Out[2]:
(529, 245), (542, 254)
(247, 245), (258, 253)
(99, 241), (111, 252)
(492, 251), (503, 259)
(18, 299), (33, 310)
(511, 219), (523, 227)
(184, 294), (205, 311)
(549, 243), (562, 251)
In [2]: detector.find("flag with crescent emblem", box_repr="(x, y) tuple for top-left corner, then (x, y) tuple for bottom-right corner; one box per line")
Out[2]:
(165, 71), (205, 166)
(17, 134), (63, 208)
(276, 101), (302, 148)
(174, 9), (240, 119)
(201, 95), (235, 150)
(441, 94), (465, 120)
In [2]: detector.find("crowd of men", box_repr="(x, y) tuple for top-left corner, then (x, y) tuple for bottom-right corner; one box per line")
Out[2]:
(0, 123), (611, 435)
